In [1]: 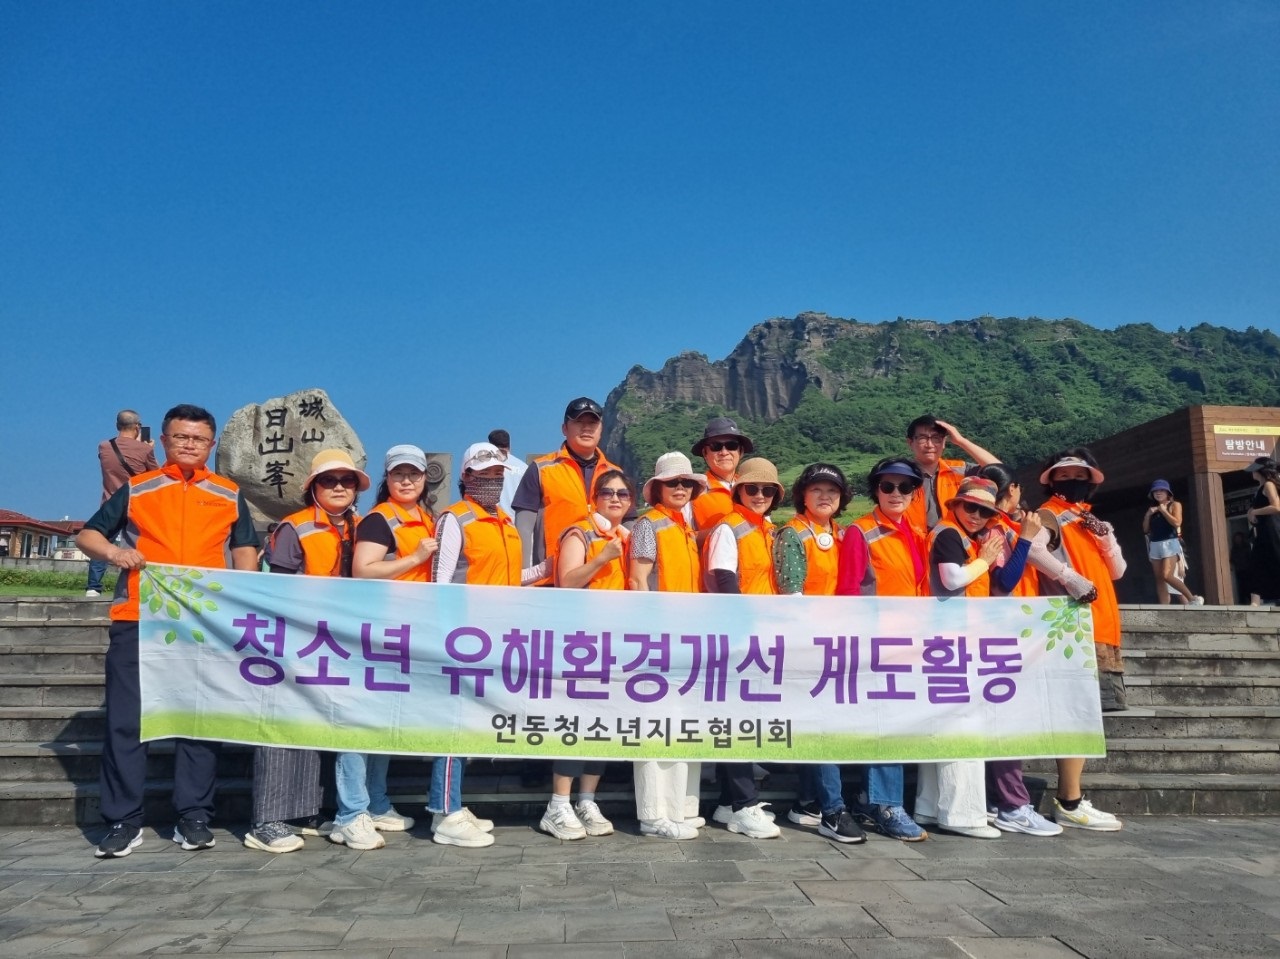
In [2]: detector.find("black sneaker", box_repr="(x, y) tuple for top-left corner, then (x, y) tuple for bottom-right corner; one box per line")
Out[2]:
(818, 810), (867, 844)
(95, 822), (143, 859)
(786, 800), (822, 827)
(173, 817), (216, 850)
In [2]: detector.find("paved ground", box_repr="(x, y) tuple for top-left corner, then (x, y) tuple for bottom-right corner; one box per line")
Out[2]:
(2, 815), (1279, 958)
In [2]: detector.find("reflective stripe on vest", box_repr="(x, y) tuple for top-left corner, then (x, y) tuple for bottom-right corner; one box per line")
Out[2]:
(531, 447), (623, 567)
(1039, 498), (1121, 646)
(278, 506), (354, 578)
(783, 517), (843, 596)
(556, 519), (627, 590)
(855, 512), (927, 597)
(368, 501), (434, 582)
(713, 511), (776, 595)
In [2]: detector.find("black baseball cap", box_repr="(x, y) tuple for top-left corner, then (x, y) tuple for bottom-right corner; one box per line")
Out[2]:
(564, 397), (604, 422)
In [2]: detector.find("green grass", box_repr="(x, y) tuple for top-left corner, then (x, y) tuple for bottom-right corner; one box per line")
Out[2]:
(0, 568), (116, 597)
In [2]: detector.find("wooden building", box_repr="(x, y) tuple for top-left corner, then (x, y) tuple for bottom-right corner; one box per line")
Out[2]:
(1018, 405), (1280, 605)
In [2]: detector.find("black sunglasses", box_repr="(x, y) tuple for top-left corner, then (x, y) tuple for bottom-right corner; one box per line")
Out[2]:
(960, 501), (997, 519)
(706, 440), (741, 453)
(596, 487), (632, 500)
(740, 484), (776, 497)
(315, 474), (359, 489)
(877, 480), (919, 495)
(662, 479), (698, 491)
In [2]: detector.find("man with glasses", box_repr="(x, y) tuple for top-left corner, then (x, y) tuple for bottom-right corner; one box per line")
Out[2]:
(86, 409), (158, 596)
(77, 404), (260, 859)
(513, 397), (626, 583)
(690, 416), (755, 542)
(905, 414), (998, 531)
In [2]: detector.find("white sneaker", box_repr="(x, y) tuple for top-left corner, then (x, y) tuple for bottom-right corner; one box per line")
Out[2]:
(714, 803), (775, 825)
(993, 804), (1063, 837)
(1190, 596), (1205, 606)
(328, 813), (385, 850)
(685, 816), (706, 828)
(431, 807), (493, 833)
(85, 589), (101, 598)
(574, 800), (614, 837)
(538, 802), (586, 840)
(936, 822), (1002, 839)
(640, 818), (698, 840)
(1053, 797), (1123, 831)
(369, 807), (414, 832)
(433, 810), (495, 847)
(726, 804), (781, 839)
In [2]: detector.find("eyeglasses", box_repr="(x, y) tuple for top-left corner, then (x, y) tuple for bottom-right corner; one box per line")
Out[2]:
(960, 501), (997, 519)
(706, 440), (741, 453)
(596, 487), (632, 500)
(662, 479), (698, 491)
(877, 480), (919, 495)
(389, 469), (425, 483)
(315, 473), (359, 489)
(911, 433), (947, 446)
(165, 433), (214, 448)
(740, 484), (775, 497)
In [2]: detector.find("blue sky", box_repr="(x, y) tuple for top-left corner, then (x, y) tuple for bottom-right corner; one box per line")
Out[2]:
(2, 1), (1277, 521)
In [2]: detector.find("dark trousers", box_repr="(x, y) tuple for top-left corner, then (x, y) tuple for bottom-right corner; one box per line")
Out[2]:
(100, 620), (220, 826)
(716, 762), (760, 811)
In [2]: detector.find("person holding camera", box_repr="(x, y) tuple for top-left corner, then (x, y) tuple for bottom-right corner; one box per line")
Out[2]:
(86, 409), (157, 597)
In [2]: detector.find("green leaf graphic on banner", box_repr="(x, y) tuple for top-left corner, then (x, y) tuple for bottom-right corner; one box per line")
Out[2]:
(146, 567), (226, 646)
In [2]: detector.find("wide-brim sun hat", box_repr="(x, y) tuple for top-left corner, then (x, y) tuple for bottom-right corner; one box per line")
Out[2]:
(1039, 455), (1105, 486)
(643, 451), (709, 505)
(1148, 479), (1172, 500)
(461, 442), (513, 474)
(385, 444), (428, 473)
(302, 449), (371, 492)
(1245, 457), (1277, 473)
(945, 476), (1006, 518)
(691, 416), (755, 458)
(733, 457), (786, 510)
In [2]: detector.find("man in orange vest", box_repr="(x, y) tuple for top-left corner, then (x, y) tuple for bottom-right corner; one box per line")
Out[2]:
(512, 397), (626, 580)
(76, 403), (260, 859)
(905, 414), (998, 531)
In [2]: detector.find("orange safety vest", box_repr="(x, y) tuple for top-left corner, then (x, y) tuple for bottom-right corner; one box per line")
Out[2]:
(927, 519), (992, 598)
(275, 505), (357, 578)
(556, 518), (627, 590)
(906, 457), (967, 532)
(854, 508), (929, 597)
(1039, 496), (1121, 647)
(709, 507), (777, 595)
(691, 474), (734, 531)
(637, 504), (701, 593)
(783, 516), (843, 596)
(367, 500), (435, 582)
(111, 464), (244, 621)
(437, 498), (522, 586)
(994, 516), (1038, 597)
(530, 445), (624, 570)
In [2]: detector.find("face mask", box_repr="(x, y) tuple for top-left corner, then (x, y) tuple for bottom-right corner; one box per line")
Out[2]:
(1052, 479), (1093, 504)
(464, 475), (504, 510)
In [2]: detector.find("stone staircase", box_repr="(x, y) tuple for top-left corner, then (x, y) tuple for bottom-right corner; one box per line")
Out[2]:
(1, 597), (1277, 826)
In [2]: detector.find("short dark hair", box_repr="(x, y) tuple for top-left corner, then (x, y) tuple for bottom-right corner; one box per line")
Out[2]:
(488, 429), (511, 448)
(906, 415), (944, 440)
(115, 409), (141, 430)
(592, 468), (634, 501)
(162, 404), (216, 434)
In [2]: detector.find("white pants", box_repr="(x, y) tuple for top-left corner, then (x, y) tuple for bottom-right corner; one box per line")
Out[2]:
(634, 761), (701, 822)
(915, 760), (987, 828)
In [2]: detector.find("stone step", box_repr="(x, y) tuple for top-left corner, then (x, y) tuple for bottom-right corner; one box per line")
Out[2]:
(0, 675), (105, 708)
(0, 646), (105, 674)
(1122, 676), (1280, 707)
(0, 598), (110, 623)
(0, 623), (111, 645)
(1102, 705), (1280, 739)
(1028, 738), (1280, 775)
(1119, 649), (1280, 678)
(0, 707), (106, 742)
(1031, 771), (1280, 817)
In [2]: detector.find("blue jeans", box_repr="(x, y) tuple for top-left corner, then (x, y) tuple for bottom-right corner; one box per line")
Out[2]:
(86, 558), (108, 593)
(865, 763), (905, 807)
(798, 764), (846, 815)
(427, 756), (465, 815)
(334, 752), (391, 825)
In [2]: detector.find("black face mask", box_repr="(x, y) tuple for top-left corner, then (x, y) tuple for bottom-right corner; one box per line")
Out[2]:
(1052, 479), (1093, 504)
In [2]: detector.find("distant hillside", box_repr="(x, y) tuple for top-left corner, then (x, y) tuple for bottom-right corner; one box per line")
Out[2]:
(602, 314), (1280, 490)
